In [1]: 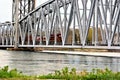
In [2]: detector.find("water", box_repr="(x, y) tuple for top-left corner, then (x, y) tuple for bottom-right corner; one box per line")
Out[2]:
(0, 50), (120, 75)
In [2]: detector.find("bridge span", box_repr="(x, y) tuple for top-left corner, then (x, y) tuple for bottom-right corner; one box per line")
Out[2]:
(0, 0), (120, 49)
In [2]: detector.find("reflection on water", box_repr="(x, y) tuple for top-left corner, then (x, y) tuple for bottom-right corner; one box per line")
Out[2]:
(0, 50), (120, 75)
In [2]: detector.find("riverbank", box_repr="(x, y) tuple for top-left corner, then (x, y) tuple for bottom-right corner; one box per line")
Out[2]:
(34, 47), (108, 52)
(6, 47), (120, 58)
(7, 47), (120, 53)
(41, 50), (120, 58)
(34, 47), (120, 58)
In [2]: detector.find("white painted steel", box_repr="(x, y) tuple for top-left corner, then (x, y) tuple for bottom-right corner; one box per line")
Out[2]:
(0, 0), (120, 49)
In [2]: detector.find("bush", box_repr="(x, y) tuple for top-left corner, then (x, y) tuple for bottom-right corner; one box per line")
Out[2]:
(38, 67), (120, 80)
(0, 66), (24, 78)
(1, 66), (120, 80)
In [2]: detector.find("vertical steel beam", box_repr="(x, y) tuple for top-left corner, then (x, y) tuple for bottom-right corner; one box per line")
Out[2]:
(95, 0), (98, 46)
(109, 0), (113, 45)
(83, 0), (87, 36)
(14, 0), (19, 48)
(72, 8), (75, 45)
(63, 0), (67, 45)
(92, 11), (95, 44)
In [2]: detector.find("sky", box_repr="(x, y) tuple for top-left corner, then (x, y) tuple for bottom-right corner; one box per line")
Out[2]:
(0, 0), (47, 23)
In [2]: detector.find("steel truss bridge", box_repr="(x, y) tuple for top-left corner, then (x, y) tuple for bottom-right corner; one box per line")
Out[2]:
(0, 0), (120, 49)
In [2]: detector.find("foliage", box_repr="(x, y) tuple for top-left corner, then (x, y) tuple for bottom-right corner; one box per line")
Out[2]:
(0, 66), (22, 78)
(0, 66), (34, 79)
(38, 67), (120, 80)
(87, 27), (102, 44)
(1, 66), (120, 80)
(38, 67), (80, 80)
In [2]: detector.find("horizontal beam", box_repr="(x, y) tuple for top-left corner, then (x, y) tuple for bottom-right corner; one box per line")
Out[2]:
(18, 45), (120, 50)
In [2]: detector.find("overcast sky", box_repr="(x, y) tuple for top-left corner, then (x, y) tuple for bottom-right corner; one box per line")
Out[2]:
(0, 0), (47, 23)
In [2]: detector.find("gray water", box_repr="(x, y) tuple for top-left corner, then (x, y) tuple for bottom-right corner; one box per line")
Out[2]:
(0, 50), (120, 75)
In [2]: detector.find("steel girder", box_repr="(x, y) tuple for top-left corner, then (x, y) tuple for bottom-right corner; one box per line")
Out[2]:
(12, 0), (35, 21)
(0, 0), (120, 49)
(17, 0), (120, 49)
(0, 22), (14, 47)
(12, 0), (36, 47)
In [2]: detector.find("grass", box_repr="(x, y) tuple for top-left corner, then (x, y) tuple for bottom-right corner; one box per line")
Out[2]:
(0, 66), (36, 79)
(1, 66), (120, 80)
(38, 67), (120, 80)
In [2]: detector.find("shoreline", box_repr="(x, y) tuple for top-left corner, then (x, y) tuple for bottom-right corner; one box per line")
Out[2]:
(41, 50), (120, 58)
(6, 47), (120, 58)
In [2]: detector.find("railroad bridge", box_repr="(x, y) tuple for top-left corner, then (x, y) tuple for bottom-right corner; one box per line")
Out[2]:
(0, 0), (120, 49)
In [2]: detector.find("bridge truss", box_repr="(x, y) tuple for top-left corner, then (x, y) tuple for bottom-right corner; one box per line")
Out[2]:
(0, 0), (120, 49)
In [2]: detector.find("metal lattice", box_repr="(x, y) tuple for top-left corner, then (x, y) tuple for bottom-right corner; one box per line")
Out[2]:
(0, 0), (120, 49)
(12, 0), (35, 21)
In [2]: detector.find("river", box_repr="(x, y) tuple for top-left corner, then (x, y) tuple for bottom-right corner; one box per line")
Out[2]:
(0, 50), (120, 75)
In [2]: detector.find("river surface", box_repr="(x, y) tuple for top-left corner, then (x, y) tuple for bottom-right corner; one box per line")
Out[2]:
(0, 50), (120, 75)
